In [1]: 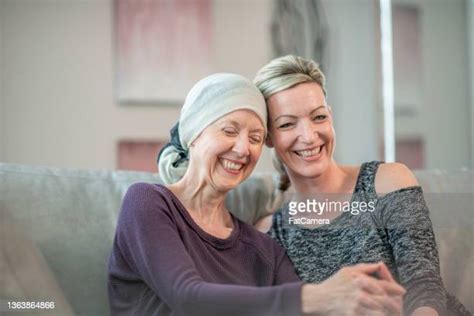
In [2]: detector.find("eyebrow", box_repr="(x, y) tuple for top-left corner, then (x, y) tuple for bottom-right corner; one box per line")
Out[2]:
(273, 105), (327, 122)
(224, 120), (265, 134)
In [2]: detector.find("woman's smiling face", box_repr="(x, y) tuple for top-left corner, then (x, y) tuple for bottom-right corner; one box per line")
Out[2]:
(190, 109), (265, 192)
(266, 82), (335, 181)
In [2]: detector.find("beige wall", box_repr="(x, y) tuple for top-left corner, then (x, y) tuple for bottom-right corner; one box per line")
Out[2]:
(421, 0), (471, 169)
(0, 0), (4, 162)
(3, 0), (173, 170)
(1, 0), (274, 172)
(0, 0), (381, 172)
(392, 0), (472, 169)
(2, 0), (471, 171)
(321, 0), (380, 165)
(470, 0), (474, 168)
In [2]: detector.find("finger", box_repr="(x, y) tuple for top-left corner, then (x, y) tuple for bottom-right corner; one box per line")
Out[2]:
(354, 274), (385, 295)
(351, 262), (385, 275)
(390, 296), (404, 315)
(377, 279), (406, 296)
(357, 292), (384, 312)
(373, 294), (403, 314)
(375, 262), (395, 282)
(356, 305), (385, 316)
(352, 265), (405, 296)
(388, 309), (404, 316)
(365, 311), (386, 316)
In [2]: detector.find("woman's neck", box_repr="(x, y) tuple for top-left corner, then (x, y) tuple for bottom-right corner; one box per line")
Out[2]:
(289, 160), (354, 195)
(167, 175), (232, 229)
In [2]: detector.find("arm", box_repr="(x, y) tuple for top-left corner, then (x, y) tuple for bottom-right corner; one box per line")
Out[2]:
(226, 175), (283, 224)
(301, 263), (406, 316)
(376, 165), (447, 315)
(272, 248), (407, 315)
(273, 240), (301, 285)
(270, 212), (406, 316)
(115, 183), (303, 316)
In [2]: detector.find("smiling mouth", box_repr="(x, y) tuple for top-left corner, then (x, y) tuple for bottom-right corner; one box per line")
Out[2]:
(219, 158), (244, 173)
(294, 145), (323, 158)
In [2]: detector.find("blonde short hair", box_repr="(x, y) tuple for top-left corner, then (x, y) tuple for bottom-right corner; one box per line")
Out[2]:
(253, 55), (327, 100)
(254, 55), (327, 191)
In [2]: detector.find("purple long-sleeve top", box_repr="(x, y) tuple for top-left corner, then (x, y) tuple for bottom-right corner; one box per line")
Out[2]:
(107, 183), (303, 316)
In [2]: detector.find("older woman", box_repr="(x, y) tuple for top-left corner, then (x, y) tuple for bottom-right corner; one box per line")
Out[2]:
(107, 73), (405, 316)
(253, 55), (470, 316)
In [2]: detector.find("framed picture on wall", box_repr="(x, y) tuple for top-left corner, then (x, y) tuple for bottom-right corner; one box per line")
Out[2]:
(117, 139), (166, 173)
(114, 0), (213, 104)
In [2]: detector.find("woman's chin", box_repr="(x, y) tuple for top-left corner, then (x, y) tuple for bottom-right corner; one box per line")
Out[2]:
(214, 181), (239, 192)
(212, 174), (244, 191)
(290, 160), (329, 180)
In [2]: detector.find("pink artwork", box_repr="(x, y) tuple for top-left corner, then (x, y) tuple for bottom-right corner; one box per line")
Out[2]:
(115, 0), (213, 103)
(396, 138), (425, 170)
(117, 140), (165, 172)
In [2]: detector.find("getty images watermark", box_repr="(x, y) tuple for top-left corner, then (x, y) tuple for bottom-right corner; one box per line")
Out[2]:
(287, 199), (377, 225)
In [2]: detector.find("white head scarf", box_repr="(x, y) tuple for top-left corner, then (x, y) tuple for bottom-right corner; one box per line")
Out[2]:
(158, 73), (267, 184)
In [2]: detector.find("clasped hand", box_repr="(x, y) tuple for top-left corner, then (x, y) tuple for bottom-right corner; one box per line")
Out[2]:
(302, 262), (405, 316)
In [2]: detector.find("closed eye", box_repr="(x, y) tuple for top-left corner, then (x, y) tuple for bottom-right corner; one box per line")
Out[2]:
(278, 122), (295, 129)
(250, 136), (263, 144)
(313, 115), (327, 121)
(223, 128), (238, 136)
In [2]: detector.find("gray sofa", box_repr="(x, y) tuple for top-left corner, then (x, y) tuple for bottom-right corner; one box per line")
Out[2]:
(0, 163), (472, 315)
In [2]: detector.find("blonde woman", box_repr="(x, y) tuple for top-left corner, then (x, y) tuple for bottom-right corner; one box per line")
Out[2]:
(253, 55), (470, 316)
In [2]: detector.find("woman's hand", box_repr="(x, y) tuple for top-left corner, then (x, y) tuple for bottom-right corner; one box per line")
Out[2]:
(301, 262), (406, 316)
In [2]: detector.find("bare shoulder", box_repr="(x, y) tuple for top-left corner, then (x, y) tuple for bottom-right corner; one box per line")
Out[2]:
(375, 162), (419, 195)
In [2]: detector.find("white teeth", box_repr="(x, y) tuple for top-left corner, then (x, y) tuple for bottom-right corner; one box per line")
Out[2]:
(297, 146), (322, 157)
(221, 159), (243, 171)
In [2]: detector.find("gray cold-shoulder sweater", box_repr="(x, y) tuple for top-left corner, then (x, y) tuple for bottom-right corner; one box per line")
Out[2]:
(270, 161), (469, 315)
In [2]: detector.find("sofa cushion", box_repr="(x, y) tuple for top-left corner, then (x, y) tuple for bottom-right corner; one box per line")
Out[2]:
(0, 163), (159, 316)
(0, 208), (74, 315)
(415, 169), (473, 312)
(0, 163), (472, 314)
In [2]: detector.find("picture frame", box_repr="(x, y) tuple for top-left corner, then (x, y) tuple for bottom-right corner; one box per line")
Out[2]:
(114, 0), (213, 104)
